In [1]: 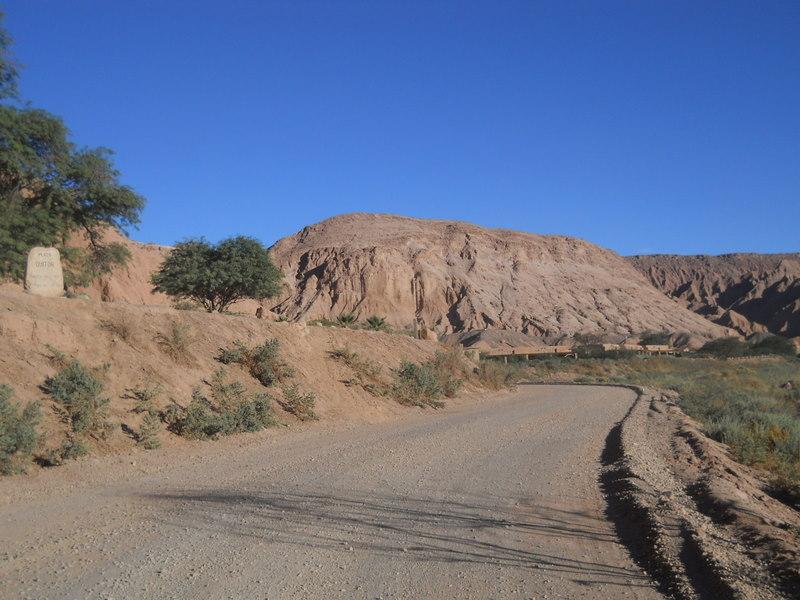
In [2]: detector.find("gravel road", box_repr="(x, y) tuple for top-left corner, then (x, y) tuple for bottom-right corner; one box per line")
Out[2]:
(0, 385), (664, 599)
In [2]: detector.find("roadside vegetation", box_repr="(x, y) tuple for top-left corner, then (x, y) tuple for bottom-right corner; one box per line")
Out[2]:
(163, 369), (277, 439)
(218, 338), (295, 386)
(0, 384), (40, 474)
(329, 345), (523, 408)
(522, 352), (800, 503)
(41, 359), (113, 464)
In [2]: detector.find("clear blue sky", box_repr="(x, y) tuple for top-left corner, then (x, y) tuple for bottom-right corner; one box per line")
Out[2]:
(4, 1), (799, 255)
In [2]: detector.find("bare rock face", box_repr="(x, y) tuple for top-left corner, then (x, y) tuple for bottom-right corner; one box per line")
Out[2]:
(270, 213), (728, 339)
(629, 254), (800, 337)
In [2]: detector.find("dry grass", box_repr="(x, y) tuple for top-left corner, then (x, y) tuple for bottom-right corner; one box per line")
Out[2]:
(155, 321), (195, 365)
(99, 314), (135, 344)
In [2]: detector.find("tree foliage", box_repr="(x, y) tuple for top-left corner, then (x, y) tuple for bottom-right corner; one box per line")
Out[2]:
(152, 236), (283, 312)
(0, 12), (144, 283)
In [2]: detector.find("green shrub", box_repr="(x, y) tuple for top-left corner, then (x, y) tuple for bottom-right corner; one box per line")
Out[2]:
(217, 338), (294, 386)
(43, 361), (110, 436)
(336, 312), (358, 327)
(391, 362), (445, 407)
(0, 385), (41, 475)
(279, 384), (318, 421)
(44, 437), (89, 465)
(137, 412), (162, 449)
(699, 337), (751, 358)
(164, 373), (277, 440)
(126, 384), (161, 415)
(750, 335), (797, 356)
(638, 330), (672, 345)
(155, 321), (194, 365)
(366, 315), (388, 331)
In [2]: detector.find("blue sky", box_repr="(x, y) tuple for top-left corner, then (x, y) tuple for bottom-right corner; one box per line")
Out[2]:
(3, 1), (798, 255)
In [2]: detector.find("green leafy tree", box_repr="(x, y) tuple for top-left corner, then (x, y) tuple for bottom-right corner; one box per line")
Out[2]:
(0, 12), (144, 283)
(152, 236), (283, 312)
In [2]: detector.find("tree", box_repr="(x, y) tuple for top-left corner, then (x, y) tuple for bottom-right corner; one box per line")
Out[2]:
(0, 12), (144, 283)
(152, 236), (283, 312)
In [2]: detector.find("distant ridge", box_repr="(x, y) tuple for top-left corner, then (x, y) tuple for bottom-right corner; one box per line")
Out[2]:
(628, 253), (800, 338)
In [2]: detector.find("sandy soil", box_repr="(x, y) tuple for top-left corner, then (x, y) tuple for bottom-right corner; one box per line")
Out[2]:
(0, 385), (664, 600)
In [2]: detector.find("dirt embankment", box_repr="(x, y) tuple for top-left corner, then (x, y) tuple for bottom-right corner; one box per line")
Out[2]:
(0, 285), (443, 460)
(603, 387), (800, 599)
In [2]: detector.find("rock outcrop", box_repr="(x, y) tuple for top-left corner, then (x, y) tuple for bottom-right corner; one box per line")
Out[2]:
(629, 253), (800, 337)
(269, 213), (728, 339)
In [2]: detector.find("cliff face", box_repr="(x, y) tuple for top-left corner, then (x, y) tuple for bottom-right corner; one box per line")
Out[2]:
(269, 213), (727, 339)
(628, 253), (800, 337)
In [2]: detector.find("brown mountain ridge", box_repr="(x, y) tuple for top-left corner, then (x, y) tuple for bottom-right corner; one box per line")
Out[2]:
(629, 253), (800, 338)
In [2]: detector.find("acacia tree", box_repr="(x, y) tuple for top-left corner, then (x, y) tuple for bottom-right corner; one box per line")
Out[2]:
(0, 12), (144, 283)
(152, 236), (283, 312)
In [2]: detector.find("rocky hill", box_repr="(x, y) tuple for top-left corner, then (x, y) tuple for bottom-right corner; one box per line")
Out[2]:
(269, 213), (727, 340)
(629, 253), (800, 337)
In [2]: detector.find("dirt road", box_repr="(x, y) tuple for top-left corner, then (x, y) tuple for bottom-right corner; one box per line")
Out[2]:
(0, 385), (664, 599)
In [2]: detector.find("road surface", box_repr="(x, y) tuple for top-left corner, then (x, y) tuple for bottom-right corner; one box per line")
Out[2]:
(0, 385), (664, 599)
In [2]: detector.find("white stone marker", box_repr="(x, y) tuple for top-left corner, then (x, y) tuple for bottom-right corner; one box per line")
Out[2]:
(25, 247), (64, 297)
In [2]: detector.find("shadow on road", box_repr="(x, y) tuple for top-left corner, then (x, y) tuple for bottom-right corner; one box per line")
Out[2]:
(144, 487), (654, 588)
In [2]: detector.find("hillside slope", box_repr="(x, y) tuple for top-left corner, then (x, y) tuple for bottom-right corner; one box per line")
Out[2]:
(0, 286), (438, 457)
(629, 253), (800, 337)
(269, 213), (727, 339)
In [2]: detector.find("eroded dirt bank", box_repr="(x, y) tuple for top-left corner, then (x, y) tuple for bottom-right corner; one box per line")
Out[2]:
(603, 386), (800, 599)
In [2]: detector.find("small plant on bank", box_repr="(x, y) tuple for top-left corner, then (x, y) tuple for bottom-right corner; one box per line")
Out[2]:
(126, 384), (162, 415)
(279, 384), (318, 421)
(137, 412), (162, 449)
(99, 313), (135, 343)
(217, 338), (294, 386)
(366, 315), (388, 331)
(391, 362), (445, 408)
(0, 385), (41, 475)
(329, 346), (386, 395)
(44, 437), (89, 466)
(336, 312), (358, 327)
(43, 361), (111, 437)
(155, 321), (194, 365)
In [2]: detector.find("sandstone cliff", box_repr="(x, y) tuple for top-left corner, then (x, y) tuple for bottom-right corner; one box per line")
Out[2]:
(269, 213), (727, 339)
(629, 253), (800, 337)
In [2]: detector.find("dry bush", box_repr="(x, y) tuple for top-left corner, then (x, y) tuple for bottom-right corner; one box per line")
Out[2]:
(99, 313), (135, 343)
(279, 384), (317, 421)
(329, 346), (385, 394)
(155, 321), (194, 365)
(217, 339), (294, 386)
(137, 412), (162, 449)
(125, 384), (161, 415)
(476, 359), (525, 390)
